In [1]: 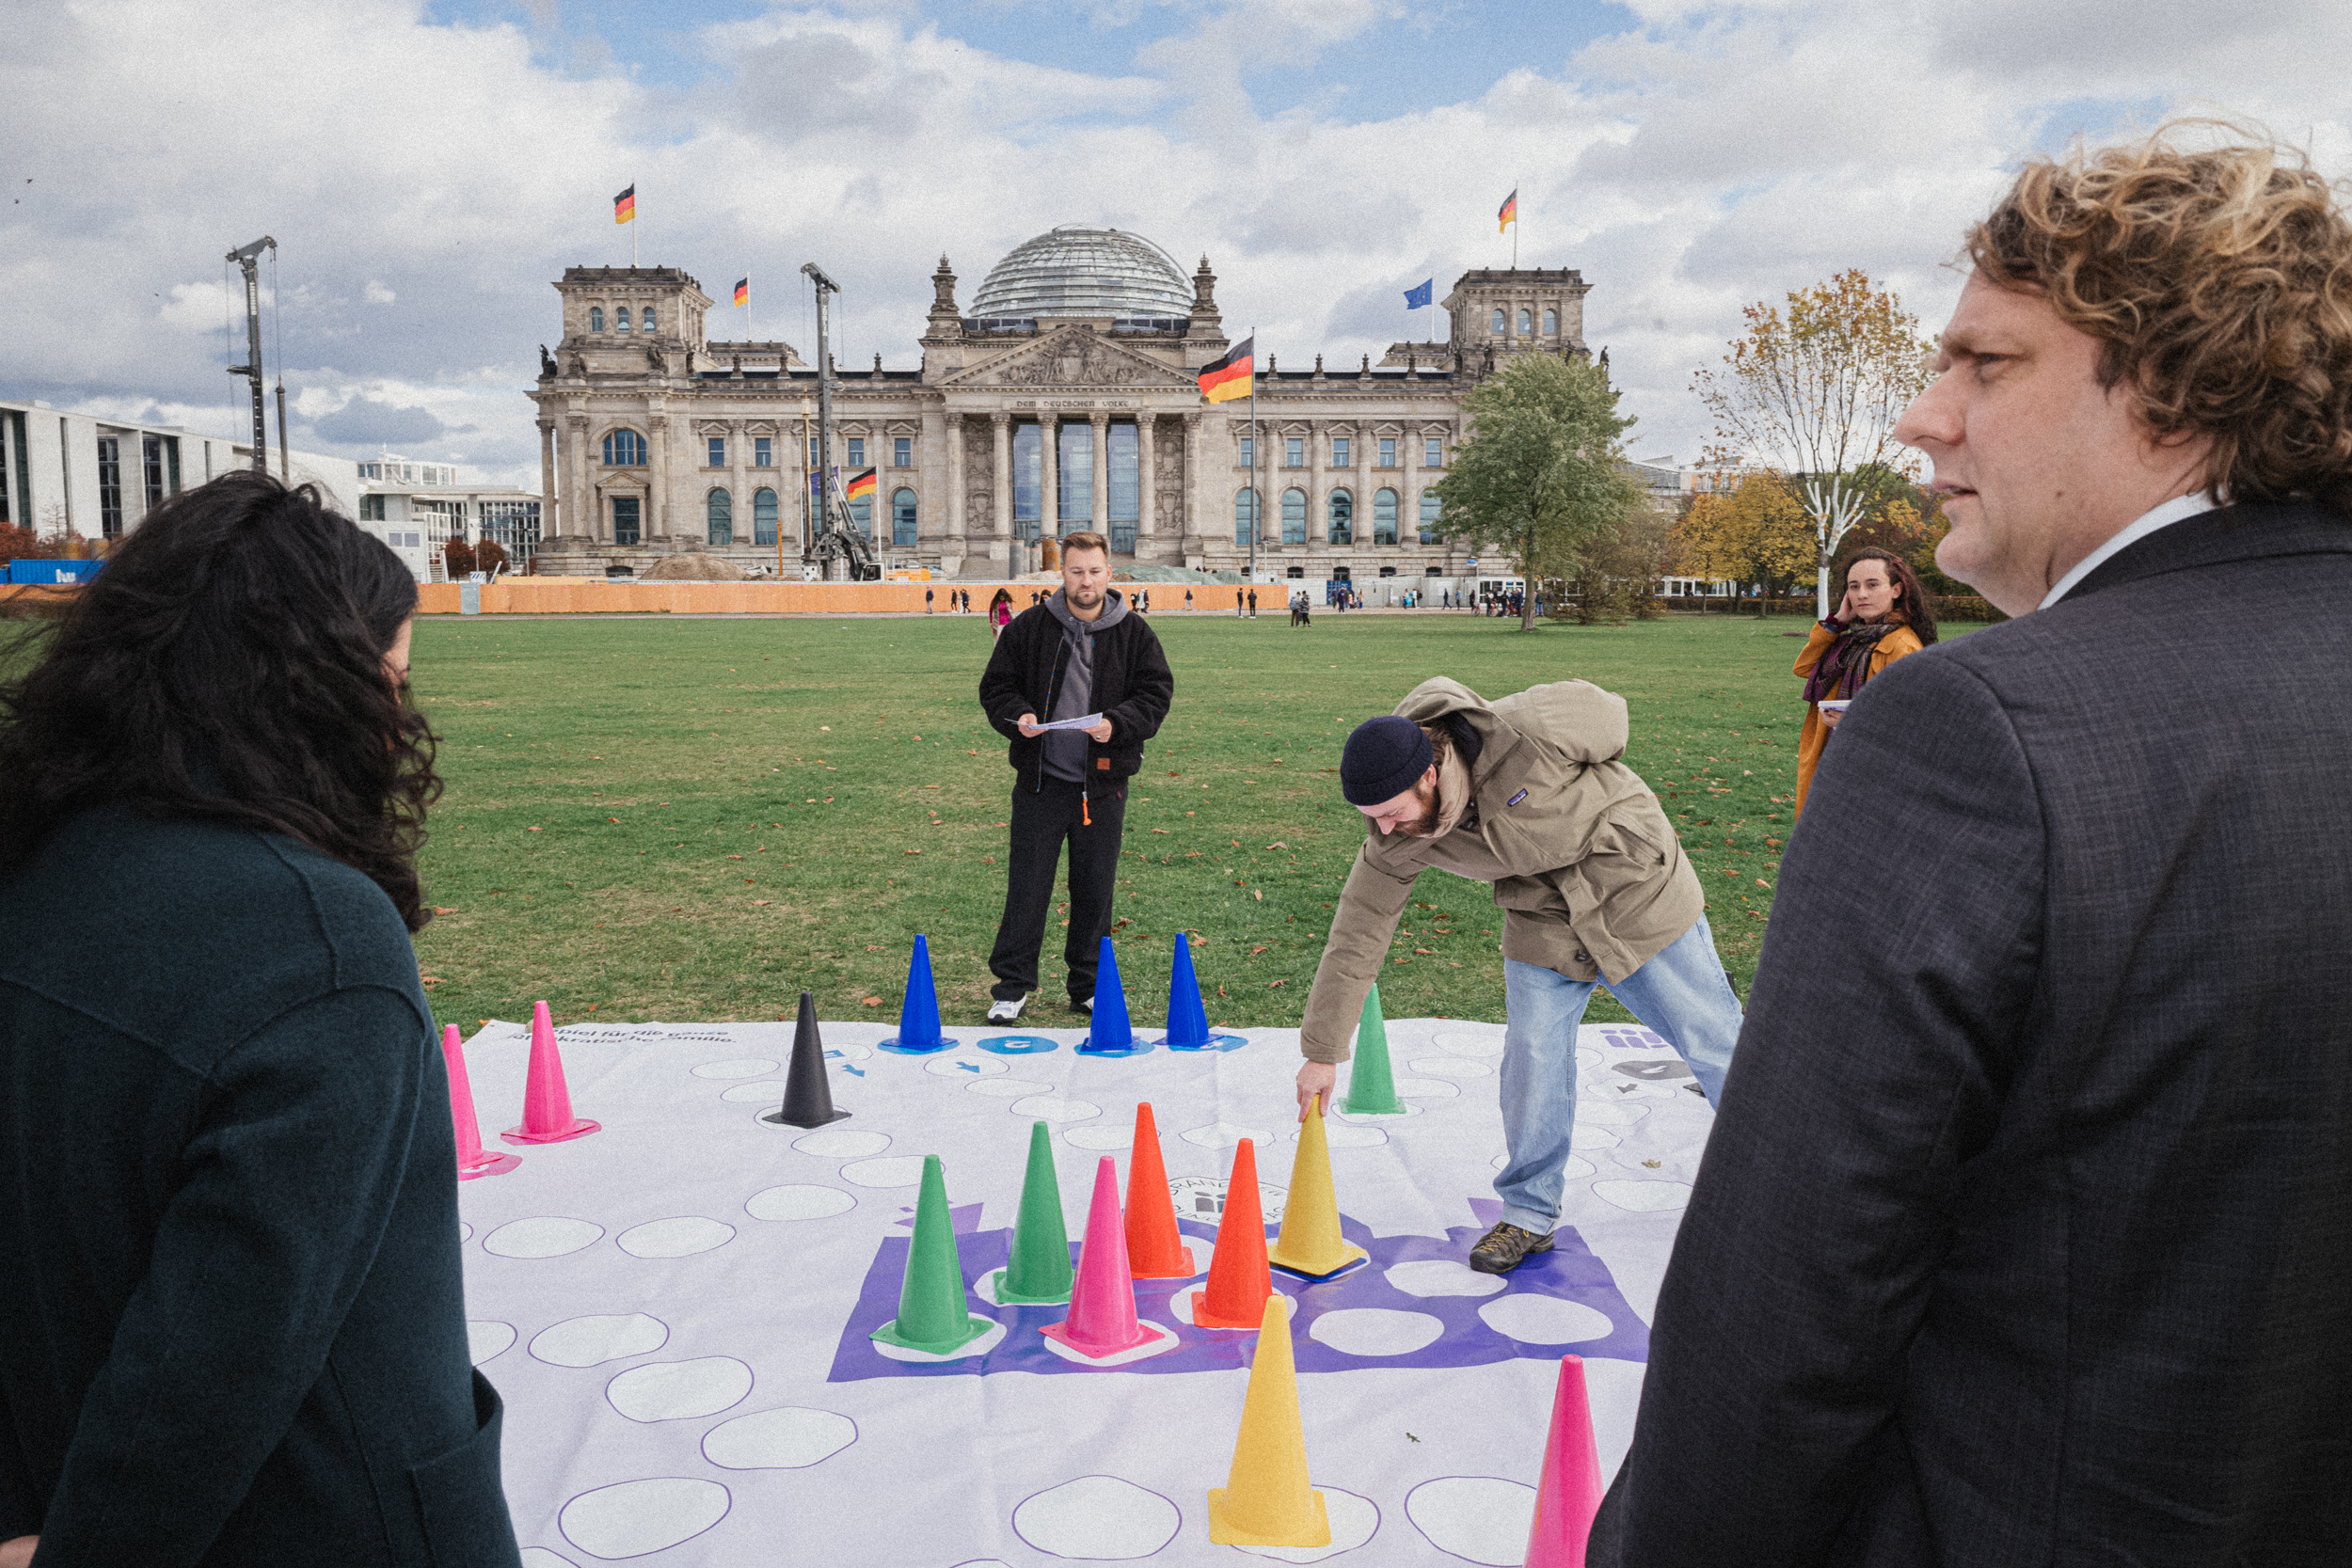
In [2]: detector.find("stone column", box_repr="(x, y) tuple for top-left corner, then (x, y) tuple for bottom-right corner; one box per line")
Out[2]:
(1041, 417), (1060, 538)
(1307, 419), (1324, 554)
(566, 414), (592, 539)
(644, 415), (667, 538)
(943, 410), (964, 549)
(1181, 412), (1202, 563)
(991, 413), (1012, 576)
(727, 419), (746, 551)
(1136, 411), (1156, 550)
(1089, 411), (1109, 535)
(537, 420), (557, 537)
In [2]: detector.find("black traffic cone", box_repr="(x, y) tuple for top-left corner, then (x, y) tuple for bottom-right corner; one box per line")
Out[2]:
(764, 990), (850, 1129)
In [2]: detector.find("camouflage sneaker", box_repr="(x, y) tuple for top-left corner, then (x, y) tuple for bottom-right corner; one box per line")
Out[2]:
(1468, 1221), (1555, 1275)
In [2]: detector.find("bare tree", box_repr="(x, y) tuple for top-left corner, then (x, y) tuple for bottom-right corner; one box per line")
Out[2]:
(1693, 270), (1933, 617)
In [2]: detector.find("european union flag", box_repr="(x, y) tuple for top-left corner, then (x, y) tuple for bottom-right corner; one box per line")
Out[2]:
(1404, 277), (1434, 309)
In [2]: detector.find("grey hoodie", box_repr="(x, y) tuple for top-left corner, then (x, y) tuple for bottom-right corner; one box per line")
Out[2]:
(1041, 588), (1129, 782)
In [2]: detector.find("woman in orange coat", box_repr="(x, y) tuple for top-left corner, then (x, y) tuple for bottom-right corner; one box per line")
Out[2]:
(1792, 547), (1937, 817)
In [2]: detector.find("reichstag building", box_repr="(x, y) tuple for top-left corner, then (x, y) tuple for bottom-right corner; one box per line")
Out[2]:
(528, 224), (1593, 582)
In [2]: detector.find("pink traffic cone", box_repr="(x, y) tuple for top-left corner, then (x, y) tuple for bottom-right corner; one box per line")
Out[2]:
(1524, 1354), (1606, 1568)
(442, 1024), (519, 1179)
(1041, 1157), (1159, 1359)
(501, 1001), (599, 1145)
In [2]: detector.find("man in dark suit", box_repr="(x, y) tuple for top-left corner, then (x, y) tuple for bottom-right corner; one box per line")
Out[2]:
(1593, 126), (2352, 1564)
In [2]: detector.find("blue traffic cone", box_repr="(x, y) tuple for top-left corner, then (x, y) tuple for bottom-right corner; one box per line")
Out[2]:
(1157, 933), (1250, 1053)
(879, 934), (954, 1055)
(1077, 936), (1147, 1055)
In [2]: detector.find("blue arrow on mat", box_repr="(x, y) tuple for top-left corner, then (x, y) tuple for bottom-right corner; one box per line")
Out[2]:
(956, 1061), (982, 1073)
(843, 1065), (866, 1078)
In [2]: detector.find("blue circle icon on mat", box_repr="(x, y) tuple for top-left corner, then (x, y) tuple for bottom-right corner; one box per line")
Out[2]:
(976, 1035), (1058, 1055)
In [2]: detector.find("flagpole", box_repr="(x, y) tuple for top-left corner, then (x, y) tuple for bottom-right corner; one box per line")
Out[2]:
(631, 182), (639, 268)
(1512, 176), (1518, 270)
(1248, 326), (1258, 586)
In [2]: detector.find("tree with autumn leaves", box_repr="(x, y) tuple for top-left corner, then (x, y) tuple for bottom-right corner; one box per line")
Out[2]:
(1692, 269), (1935, 617)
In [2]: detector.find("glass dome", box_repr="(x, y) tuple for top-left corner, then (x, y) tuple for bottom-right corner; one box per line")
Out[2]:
(971, 224), (1192, 322)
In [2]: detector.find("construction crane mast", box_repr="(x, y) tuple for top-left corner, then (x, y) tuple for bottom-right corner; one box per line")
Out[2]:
(225, 235), (277, 474)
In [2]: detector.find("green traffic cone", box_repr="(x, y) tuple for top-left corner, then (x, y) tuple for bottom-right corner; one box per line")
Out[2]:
(1341, 983), (1406, 1115)
(870, 1154), (993, 1354)
(991, 1121), (1074, 1305)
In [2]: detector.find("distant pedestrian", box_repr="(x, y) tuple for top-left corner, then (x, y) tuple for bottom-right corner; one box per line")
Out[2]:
(1248, 589), (1258, 619)
(1235, 590), (1246, 618)
(989, 587), (1013, 642)
(1184, 589), (1194, 611)
(926, 587), (935, 613)
(1791, 547), (1934, 818)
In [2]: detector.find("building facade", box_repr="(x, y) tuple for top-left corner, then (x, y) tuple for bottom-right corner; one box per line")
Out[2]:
(357, 454), (543, 579)
(527, 226), (1596, 581)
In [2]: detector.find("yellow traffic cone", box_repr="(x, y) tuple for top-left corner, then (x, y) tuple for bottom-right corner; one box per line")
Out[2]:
(1207, 1295), (1332, 1547)
(1266, 1095), (1370, 1280)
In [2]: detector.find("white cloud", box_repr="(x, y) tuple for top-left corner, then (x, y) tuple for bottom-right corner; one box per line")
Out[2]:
(364, 279), (398, 305)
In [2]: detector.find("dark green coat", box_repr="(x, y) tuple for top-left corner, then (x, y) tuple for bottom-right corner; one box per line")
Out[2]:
(0, 806), (520, 1567)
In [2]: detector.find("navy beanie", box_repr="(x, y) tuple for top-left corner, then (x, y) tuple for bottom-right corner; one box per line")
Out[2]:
(1341, 715), (1435, 805)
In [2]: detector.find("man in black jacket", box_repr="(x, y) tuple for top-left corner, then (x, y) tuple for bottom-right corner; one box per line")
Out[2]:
(1592, 125), (2352, 1567)
(977, 531), (1173, 1022)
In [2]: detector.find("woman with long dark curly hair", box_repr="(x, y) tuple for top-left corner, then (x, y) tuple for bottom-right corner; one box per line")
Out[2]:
(1791, 546), (1938, 817)
(0, 473), (521, 1568)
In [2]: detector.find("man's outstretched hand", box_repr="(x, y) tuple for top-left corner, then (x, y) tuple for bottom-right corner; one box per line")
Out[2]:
(1295, 1061), (1336, 1121)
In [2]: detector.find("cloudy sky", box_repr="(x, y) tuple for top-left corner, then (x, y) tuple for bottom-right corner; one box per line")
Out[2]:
(8, 0), (2351, 489)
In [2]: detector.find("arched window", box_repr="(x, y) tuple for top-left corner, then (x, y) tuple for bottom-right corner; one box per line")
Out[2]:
(1543, 308), (1558, 335)
(1517, 309), (1532, 335)
(641, 306), (658, 335)
(1281, 488), (1307, 546)
(1490, 309), (1505, 335)
(1327, 488), (1353, 546)
(1374, 488), (1399, 546)
(707, 489), (732, 547)
(615, 307), (632, 333)
(1419, 492), (1442, 544)
(753, 487), (778, 546)
(892, 488), (917, 547)
(1235, 487), (1259, 546)
(601, 428), (645, 467)
(589, 306), (605, 333)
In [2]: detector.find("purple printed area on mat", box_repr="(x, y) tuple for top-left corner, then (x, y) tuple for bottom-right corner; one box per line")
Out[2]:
(825, 1204), (1647, 1383)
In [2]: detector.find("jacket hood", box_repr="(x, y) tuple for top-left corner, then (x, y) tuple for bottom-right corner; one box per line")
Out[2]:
(1047, 587), (1128, 635)
(1391, 676), (1629, 768)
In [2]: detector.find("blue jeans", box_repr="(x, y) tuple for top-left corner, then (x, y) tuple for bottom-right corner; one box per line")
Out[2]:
(1493, 916), (1743, 1235)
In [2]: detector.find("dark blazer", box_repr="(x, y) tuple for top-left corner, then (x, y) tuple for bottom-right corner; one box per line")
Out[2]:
(977, 593), (1174, 791)
(0, 807), (521, 1568)
(1593, 504), (2352, 1567)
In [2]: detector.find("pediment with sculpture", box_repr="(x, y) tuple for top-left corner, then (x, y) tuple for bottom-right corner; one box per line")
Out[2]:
(948, 327), (1198, 391)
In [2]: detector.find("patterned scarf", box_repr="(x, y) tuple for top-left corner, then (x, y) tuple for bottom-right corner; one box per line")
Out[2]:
(1803, 617), (1903, 704)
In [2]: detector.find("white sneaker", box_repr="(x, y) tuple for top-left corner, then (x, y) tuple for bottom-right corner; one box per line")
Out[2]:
(986, 996), (1026, 1023)
(1073, 994), (1094, 1015)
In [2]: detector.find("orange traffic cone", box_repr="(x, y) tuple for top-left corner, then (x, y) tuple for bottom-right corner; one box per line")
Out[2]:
(1125, 1102), (1196, 1278)
(1194, 1138), (1273, 1329)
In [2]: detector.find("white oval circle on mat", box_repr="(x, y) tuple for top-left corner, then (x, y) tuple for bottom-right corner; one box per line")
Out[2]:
(1012, 1475), (1181, 1560)
(1488, 1151), (1592, 1179)
(1431, 1030), (1504, 1057)
(1570, 1125), (1620, 1150)
(745, 1184), (855, 1222)
(1324, 1122), (1389, 1148)
(606, 1356), (754, 1422)
(1308, 1307), (1445, 1357)
(719, 1080), (788, 1103)
(457, 1222), (472, 1243)
(1179, 1120), (1269, 1149)
(825, 1039), (874, 1061)
(1408, 1056), (1490, 1078)
(559, 1478), (729, 1560)
(517, 1549), (578, 1568)
(483, 1217), (603, 1259)
(1406, 1477), (1534, 1566)
(1578, 1101), (1649, 1125)
(1576, 1047), (1602, 1069)
(1233, 1484), (1380, 1562)
(701, 1406), (857, 1470)
(966, 1077), (1055, 1099)
(1010, 1096), (1100, 1122)
(1478, 1294), (1615, 1344)
(1062, 1124), (1136, 1150)
(617, 1217), (735, 1258)
(531, 1313), (670, 1368)
(1384, 1259), (1505, 1298)
(467, 1321), (516, 1364)
(1593, 1179), (1692, 1212)
(1391, 1078), (1459, 1099)
(840, 1156), (927, 1188)
(791, 1128), (889, 1158)
(691, 1057), (778, 1079)
(928, 1053), (1009, 1076)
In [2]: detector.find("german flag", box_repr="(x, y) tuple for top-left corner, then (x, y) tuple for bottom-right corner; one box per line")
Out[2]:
(613, 185), (636, 224)
(843, 467), (878, 504)
(1498, 188), (1518, 232)
(1196, 335), (1253, 404)
(733, 277), (748, 308)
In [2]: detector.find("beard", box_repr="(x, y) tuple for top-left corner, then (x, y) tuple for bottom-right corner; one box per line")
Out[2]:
(1403, 778), (1443, 837)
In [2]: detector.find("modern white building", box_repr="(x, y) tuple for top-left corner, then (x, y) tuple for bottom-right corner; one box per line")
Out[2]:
(355, 454), (543, 580)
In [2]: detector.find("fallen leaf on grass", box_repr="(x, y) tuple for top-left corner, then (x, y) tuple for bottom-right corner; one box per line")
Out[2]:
(866, 944), (883, 952)
(1216, 985), (1229, 997)
(1189, 934), (1208, 947)
(1391, 956), (1412, 964)
(727, 854), (743, 860)
(1267, 978), (1288, 988)
(527, 826), (542, 832)
(608, 816), (621, 824)
(862, 996), (882, 1006)
(1152, 828), (1170, 834)
(904, 847), (922, 856)
(1249, 944), (1269, 956)
(1643, 1160), (1662, 1168)
(1252, 890), (1263, 900)
(744, 878), (757, 884)
(752, 899), (771, 906)
(433, 906), (458, 915)
(1414, 947), (1434, 955)
(1264, 841), (1289, 850)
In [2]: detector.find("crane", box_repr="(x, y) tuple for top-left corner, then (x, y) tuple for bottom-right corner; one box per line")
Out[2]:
(224, 235), (277, 475)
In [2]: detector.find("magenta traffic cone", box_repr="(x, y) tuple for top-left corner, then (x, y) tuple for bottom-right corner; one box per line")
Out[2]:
(501, 1001), (599, 1145)
(1523, 1355), (1606, 1568)
(1041, 1156), (1163, 1360)
(442, 1024), (518, 1179)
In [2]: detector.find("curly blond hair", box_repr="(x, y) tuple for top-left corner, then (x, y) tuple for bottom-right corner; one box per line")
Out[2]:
(1966, 121), (2352, 515)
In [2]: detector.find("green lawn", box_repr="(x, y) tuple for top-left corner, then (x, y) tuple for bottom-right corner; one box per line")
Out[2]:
(406, 609), (1922, 1031)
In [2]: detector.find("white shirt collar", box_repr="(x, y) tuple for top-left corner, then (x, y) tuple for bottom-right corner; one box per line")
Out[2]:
(2039, 492), (2216, 610)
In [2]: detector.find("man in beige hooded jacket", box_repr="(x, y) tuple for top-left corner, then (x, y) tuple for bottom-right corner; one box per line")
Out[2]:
(1295, 677), (1743, 1273)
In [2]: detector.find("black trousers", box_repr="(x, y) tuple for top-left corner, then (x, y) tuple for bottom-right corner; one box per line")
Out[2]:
(988, 776), (1128, 1002)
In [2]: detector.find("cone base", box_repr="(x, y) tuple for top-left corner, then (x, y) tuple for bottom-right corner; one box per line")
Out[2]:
(1158, 1032), (1250, 1053)
(760, 1107), (851, 1129)
(1267, 1243), (1370, 1283)
(1129, 1245), (1198, 1280)
(877, 1034), (957, 1056)
(1075, 1037), (1152, 1057)
(1339, 1094), (1407, 1116)
(869, 1313), (994, 1356)
(1206, 1486), (1331, 1548)
(985, 1266), (1073, 1307)
(457, 1150), (522, 1180)
(1192, 1297), (1275, 1329)
(976, 1034), (1059, 1055)
(1040, 1317), (1179, 1365)
(501, 1117), (599, 1145)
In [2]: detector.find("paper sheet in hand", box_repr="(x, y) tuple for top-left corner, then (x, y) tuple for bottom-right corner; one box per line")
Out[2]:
(1030, 713), (1103, 732)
